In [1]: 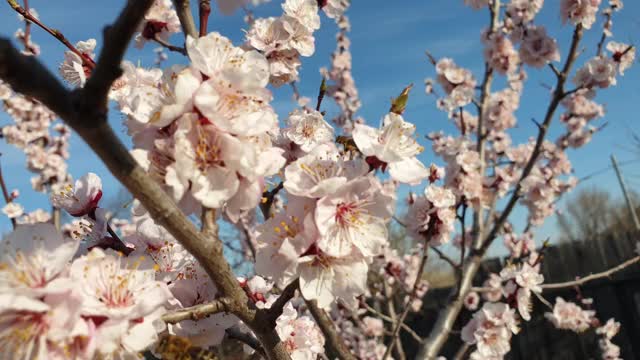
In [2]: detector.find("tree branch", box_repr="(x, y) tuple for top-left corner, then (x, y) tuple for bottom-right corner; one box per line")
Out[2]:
(266, 279), (299, 322)
(303, 296), (356, 360)
(0, 156), (16, 229)
(199, 0), (211, 37)
(541, 255), (640, 290)
(82, 0), (155, 113)
(382, 237), (429, 360)
(361, 302), (423, 343)
(153, 34), (187, 55)
(226, 328), (265, 356)
(162, 298), (232, 323)
(472, 0), (501, 248)
(172, 0), (198, 39)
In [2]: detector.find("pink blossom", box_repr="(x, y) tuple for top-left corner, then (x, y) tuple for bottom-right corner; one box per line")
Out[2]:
(135, 0), (181, 49)
(464, 291), (480, 310)
(464, 0), (490, 10)
(519, 26), (561, 68)
(282, 0), (320, 31)
(282, 109), (334, 152)
(606, 41), (635, 75)
(353, 113), (428, 184)
(362, 316), (384, 337)
(483, 33), (519, 75)
(51, 173), (103, 217)
(315, 176), (393, 257)
(573, 56), (617, 89)
(0, 224), (79, 298)
(59, 39), (95, 87)
(545, 297), (595, 332)
(561, 0), (601, 29)
(2, 202), (23, 219)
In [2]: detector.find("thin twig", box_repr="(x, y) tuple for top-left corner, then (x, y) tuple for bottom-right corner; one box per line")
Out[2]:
(0, 157), (16, 229)
(303, 296), (356, 360)
(361, 302), (423, 343)
(259, 182), (283, 219)
(430, 246), (459, 270)
(6, 0), (96, 69)
(382, 232), (431, 360)
(533, 291), (553, 309)
(472, 0), (501, 249)
(541, 255), (640, 289)
(162, 298), (232, 323)
(226, 328), (265, 356)
(106, 223), (133, 255)
(153, 34), (187, 55)
(199, 0), (211, 37)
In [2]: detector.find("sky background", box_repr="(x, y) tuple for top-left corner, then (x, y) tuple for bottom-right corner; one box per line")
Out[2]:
(1, 0), (639, 258)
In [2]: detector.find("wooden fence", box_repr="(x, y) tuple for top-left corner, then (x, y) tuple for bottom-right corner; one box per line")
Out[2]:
(404, 232), (640, 359)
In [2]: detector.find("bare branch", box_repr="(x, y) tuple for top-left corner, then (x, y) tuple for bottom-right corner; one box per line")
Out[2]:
(304, 296), (356, 360)
(227, 328), (265, 356)
(361, 302), (423, 343)
(430, 246), (459, 270)
(172, 0), (198, 39)
(382, 235), (430, 360)
(541, 255), (640, 290)
(153, 34), (187, 55)
(162, 298), (232, 323)
(267, 279), (300, 322)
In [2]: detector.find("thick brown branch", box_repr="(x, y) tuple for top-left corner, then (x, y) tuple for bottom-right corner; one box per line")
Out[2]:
(172, 0), (198, 39)
(304, 296), (356, 360)
(162, 298), (232, 323)
(266, 279), (299, 322)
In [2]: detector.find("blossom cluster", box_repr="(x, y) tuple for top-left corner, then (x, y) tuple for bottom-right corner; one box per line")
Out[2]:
(246, 0), (346, 86)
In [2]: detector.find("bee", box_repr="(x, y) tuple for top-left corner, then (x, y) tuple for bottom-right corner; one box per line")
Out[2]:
(155, 335), (218, 360)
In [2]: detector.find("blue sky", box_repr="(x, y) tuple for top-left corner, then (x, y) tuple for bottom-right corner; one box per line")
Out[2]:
(1, 0), (639, 255)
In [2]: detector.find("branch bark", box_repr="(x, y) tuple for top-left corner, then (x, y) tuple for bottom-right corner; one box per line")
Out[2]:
(162, 298), (232, 323)
(0, 157), (17, 229)
(541, 255), (640, 290)
(304, 296), (356, 360)
(172, 0), (198, 39)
